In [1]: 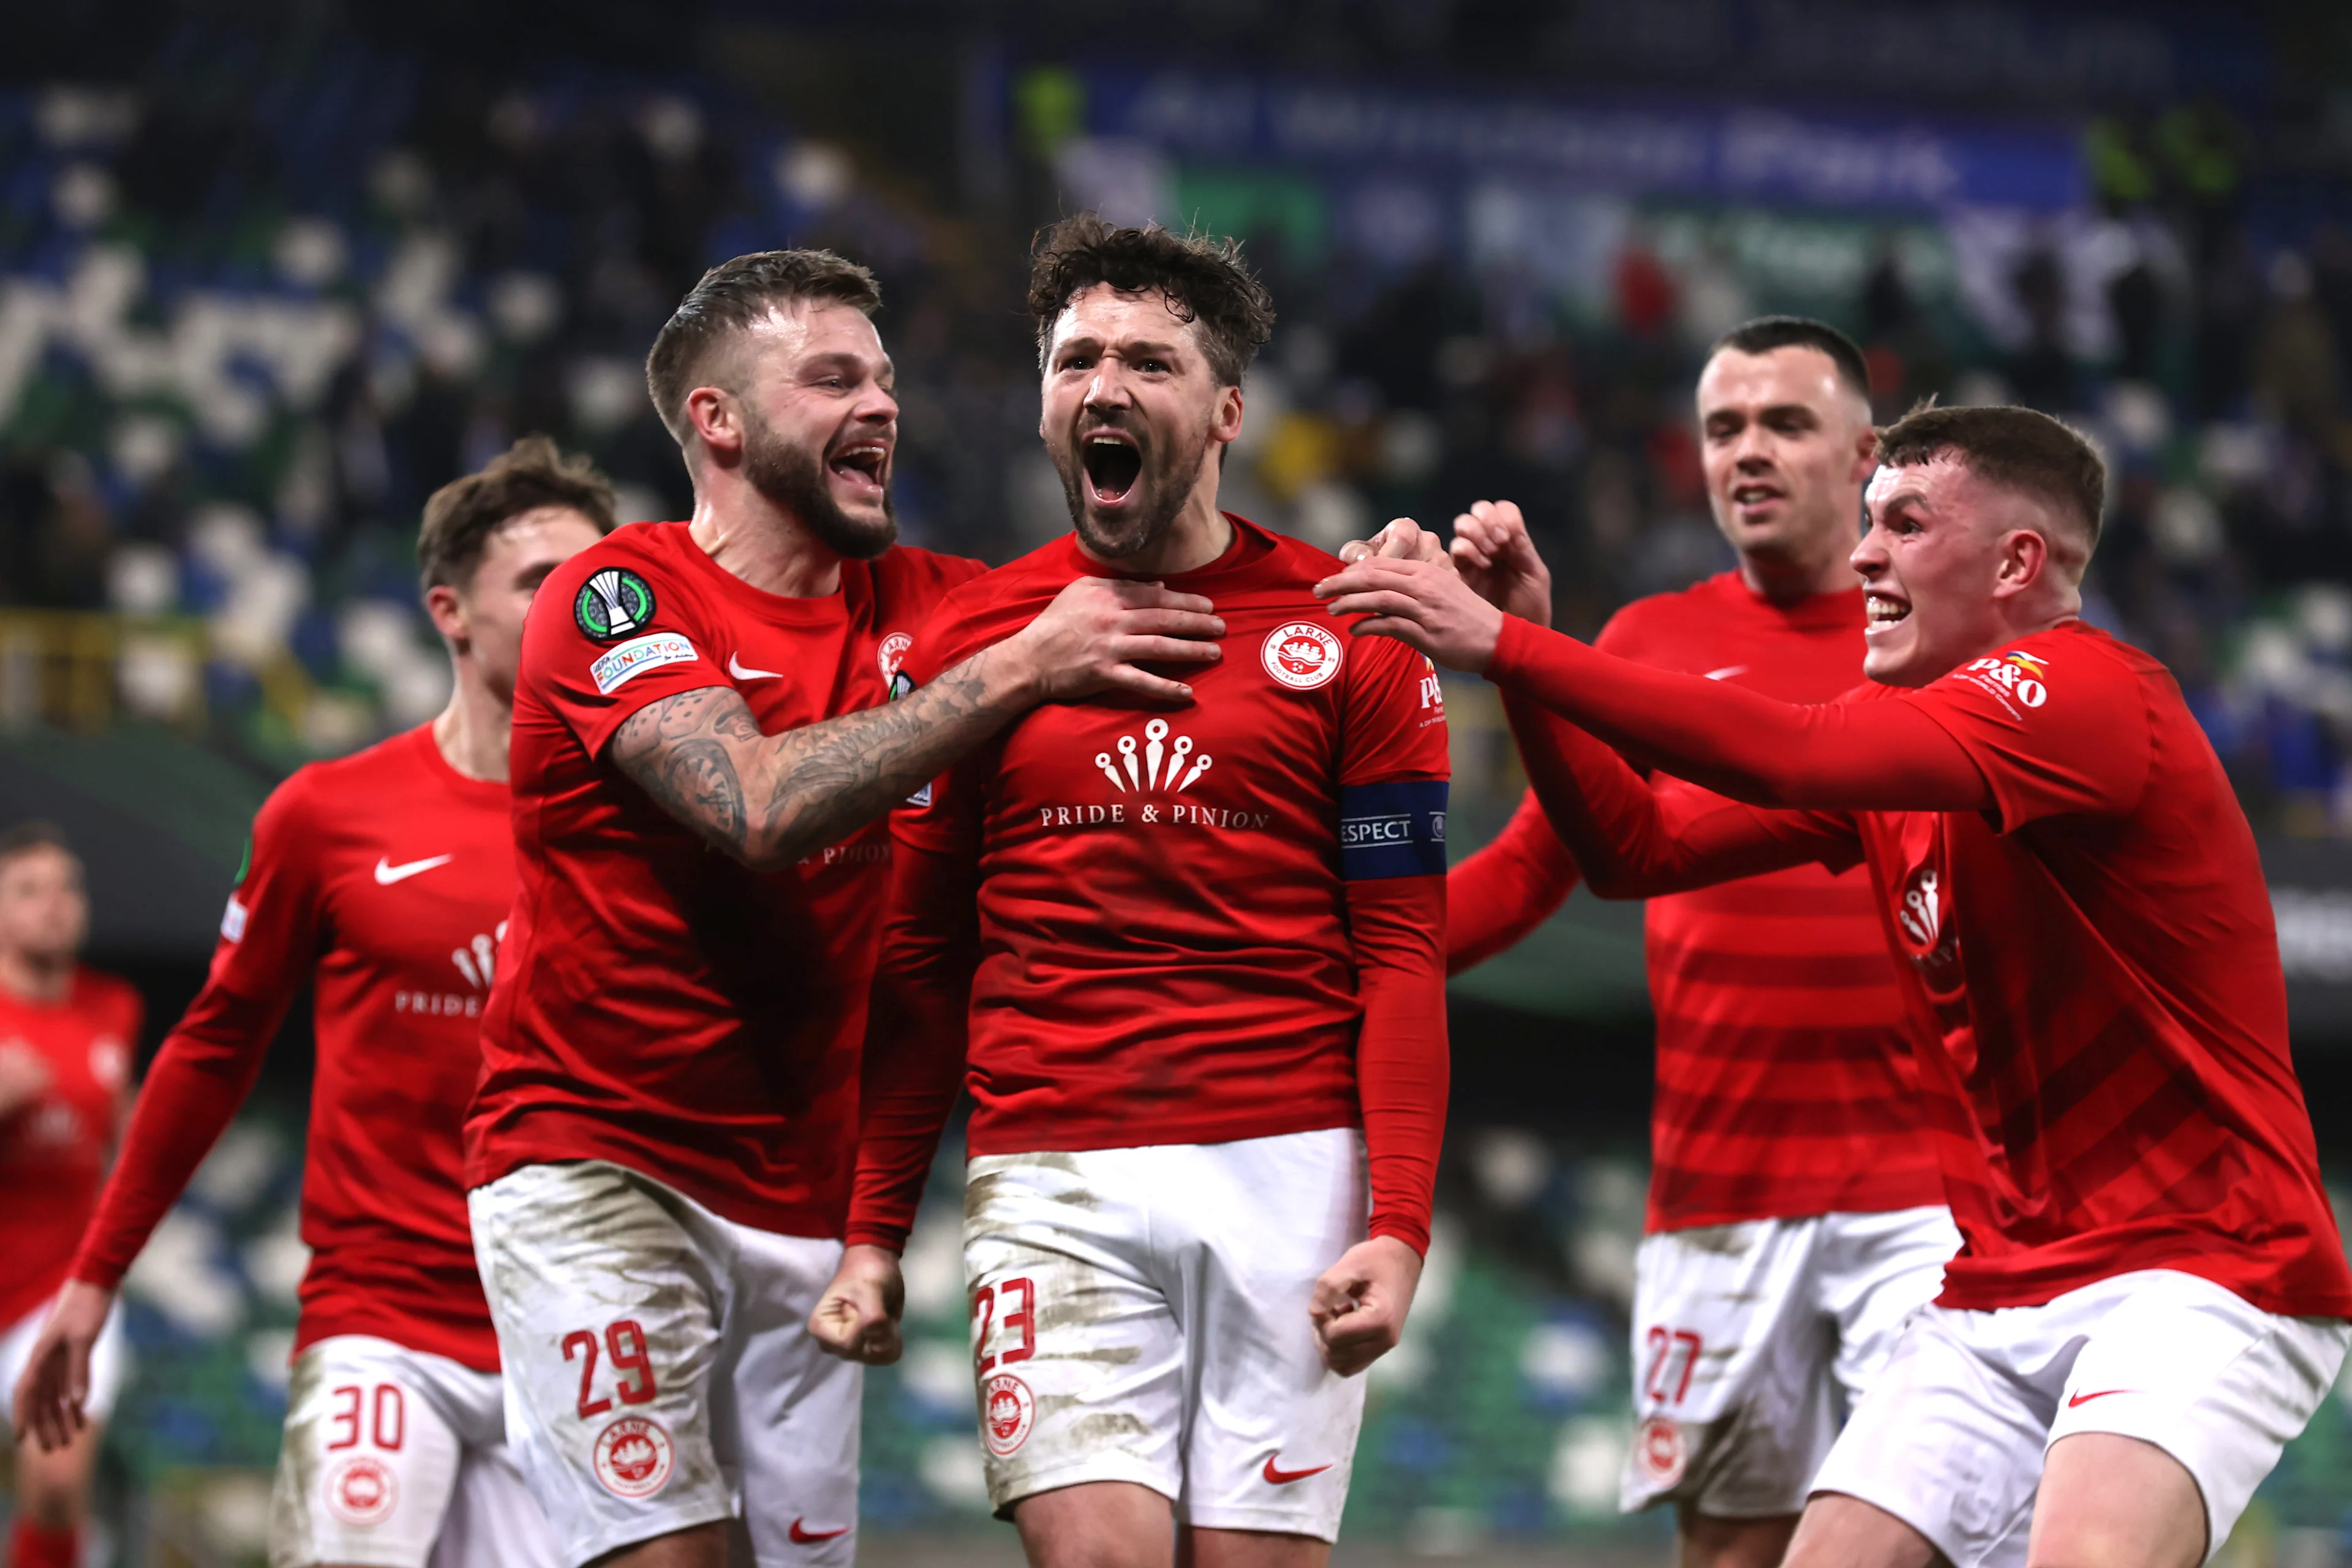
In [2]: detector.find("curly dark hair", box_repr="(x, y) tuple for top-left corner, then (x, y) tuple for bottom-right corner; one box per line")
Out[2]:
(418, 435), (617, 590)
(1876, 403), (2108, 550)
(646, 249), (883, 444)
(1027, 214), (1275, 388)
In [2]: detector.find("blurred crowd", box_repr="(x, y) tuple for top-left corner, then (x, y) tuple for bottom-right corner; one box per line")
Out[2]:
(0, 23), (2349, 829)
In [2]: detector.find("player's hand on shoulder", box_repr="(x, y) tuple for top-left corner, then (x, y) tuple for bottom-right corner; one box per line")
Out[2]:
(1339, 517), (1452, 568)
(1450, 500), (1553, 628)
(11, 1280), (113, 1451)
(1310, 1235), (1425, 1378)
(807, 1243), (908, 1366)
(1009, 576), (1226, 706)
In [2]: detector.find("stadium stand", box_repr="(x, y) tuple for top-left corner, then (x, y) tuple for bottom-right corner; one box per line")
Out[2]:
(4, 3), (2352, 1560)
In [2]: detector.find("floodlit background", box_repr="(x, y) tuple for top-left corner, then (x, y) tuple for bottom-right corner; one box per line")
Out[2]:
(3, 1), (2352, 1561)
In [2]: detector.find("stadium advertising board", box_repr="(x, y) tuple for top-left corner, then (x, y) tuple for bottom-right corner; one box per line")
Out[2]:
(1079, 67), (2086, 213)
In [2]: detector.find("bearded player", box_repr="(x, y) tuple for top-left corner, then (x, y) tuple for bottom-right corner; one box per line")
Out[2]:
(812, 217), (1447, 1568)
(1392, 320), (1957, 1568)
(1319, 405), (2352, 1568)
(13, 437), (612, 1566)
(463, 249), (1223, 1568)
(0, 824), (138, 1568)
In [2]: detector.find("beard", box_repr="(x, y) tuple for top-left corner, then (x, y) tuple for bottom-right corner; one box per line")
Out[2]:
(1053, 414), (1215, 562)
(742, 405), (897, 561)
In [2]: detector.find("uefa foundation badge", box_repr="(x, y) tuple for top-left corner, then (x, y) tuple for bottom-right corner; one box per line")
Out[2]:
(575, 567), (656, 643)
(326, 1454), (398, 1526)
(594, 1414), (676, 1498)
(1261, 622), (1344, 690)
(982, 1372), (1035, 1457)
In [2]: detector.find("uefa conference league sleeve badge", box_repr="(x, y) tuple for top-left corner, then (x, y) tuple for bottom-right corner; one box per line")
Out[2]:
(575, 567), (656, 643)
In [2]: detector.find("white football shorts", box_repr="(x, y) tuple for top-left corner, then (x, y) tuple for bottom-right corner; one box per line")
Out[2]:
(1812, 1267), (2351, 1566)
(962, 1127), (1371, 1542)
(467, 1160), (861, 1568)
(0, 1292), (127, 1424)
(1621, 1204), (1961, 1518)
(266, 1333), (558, 1568)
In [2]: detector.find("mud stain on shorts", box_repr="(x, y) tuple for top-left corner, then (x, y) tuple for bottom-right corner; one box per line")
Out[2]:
(1031, 1280), (1128, 1336)
(1066, 1411), (1150, 1447)
(1025, 1393), (1150, 1452)
(963, 1169), (1009, 1221)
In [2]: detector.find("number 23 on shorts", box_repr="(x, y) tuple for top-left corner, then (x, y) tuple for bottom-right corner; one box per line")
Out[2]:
(563, 1319), (661, 1420)
(972, 1278), (1037, 1372)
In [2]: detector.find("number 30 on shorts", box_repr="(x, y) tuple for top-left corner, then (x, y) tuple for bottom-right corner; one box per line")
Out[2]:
(562, 1319), (661, 1420)
(971, 1278), (1037, 1372)
(327, 1384), (405, 1451)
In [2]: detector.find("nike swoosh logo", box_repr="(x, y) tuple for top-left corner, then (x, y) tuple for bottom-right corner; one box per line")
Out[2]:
(788, 1519), (850, 1542)
(1703, 665), (1749, 681)
(2067, 1389), (2134, 1408)
(1262, 1455), (1334, 1485)
(373, 854), (453, 886)
(729, 652), (783, 680)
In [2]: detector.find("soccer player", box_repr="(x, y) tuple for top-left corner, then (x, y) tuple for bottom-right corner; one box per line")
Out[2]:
(0, 824), (138, 1568)
(810, 217), (1449, 1568)
(11, 437), (611, 1567)
(1316, 405), (2352, 1568)
(463, 249), (1223, 1568)
(1412, 319), (1958, 1568)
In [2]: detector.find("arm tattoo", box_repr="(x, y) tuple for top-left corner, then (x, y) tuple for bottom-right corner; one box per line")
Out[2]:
(611, 687), (758, 853)
(608, 655), (1011, 869)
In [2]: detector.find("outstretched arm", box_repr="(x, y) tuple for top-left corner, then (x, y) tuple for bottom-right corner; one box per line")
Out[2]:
(613, 577), (1225, 871)
(1505, 692), (1857, 897)
(1484, 617), (1989, 813)
(1446, 789), (1580, 974)
(1314, 507), (1988, 816)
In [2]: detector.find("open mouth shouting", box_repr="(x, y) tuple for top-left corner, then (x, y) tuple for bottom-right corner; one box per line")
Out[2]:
(827, 435), (891, 504)
(1864, 590), (1912, 633)
(1080, 427), (1144, 508)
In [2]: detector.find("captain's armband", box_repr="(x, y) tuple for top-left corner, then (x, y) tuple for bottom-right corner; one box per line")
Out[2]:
(1338, 780), (1449, 880)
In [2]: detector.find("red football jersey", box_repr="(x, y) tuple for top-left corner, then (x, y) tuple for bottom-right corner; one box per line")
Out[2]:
(72, 726), (511, 1368)
(1596, 574), (1939, 1232)
(894, 518), (1450, 1156)
(0, 970), (138, 1329)
(469, 521), (983, 1235)
(1853, 621), (2351, 1314)
(1491, 612), (2352, 1316)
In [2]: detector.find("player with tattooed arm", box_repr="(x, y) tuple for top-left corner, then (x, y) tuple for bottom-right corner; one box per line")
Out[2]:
(464, 250), (1224, 1568)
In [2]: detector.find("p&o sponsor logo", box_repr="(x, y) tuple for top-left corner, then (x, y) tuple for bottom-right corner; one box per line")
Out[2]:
(1956, 650), (2050, 714)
